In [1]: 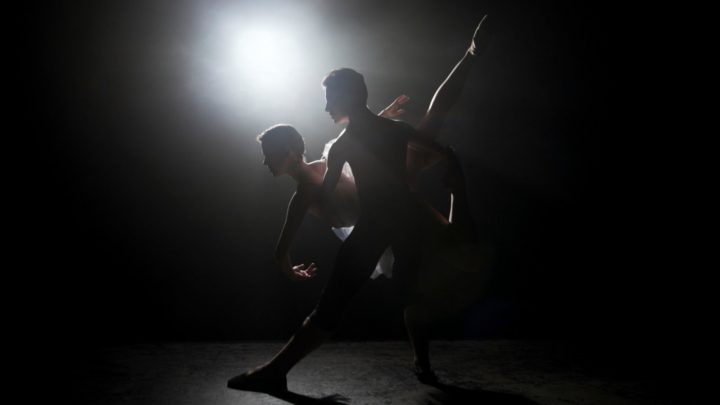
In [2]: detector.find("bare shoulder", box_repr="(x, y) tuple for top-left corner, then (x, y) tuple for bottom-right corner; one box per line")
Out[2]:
(307, 159), (328, 169)
(328, 129), (350, 155)
(384, 118), (417, 141)
(306, 160), (328, 178)
(376, 116), (415, 132)
(333, 128), (349, 145)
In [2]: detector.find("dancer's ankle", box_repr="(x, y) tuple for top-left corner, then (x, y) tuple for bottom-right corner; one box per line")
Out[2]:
(254, 362), (288, 377)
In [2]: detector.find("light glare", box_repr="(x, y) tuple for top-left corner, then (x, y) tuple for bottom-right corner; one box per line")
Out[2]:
(233, 25), (299, 89)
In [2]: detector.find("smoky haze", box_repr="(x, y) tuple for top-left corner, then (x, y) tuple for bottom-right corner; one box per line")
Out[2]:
(31, 0), (664, 360)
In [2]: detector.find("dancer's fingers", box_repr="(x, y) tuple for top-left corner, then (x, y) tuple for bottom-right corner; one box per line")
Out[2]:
(390, 95), (409, 108)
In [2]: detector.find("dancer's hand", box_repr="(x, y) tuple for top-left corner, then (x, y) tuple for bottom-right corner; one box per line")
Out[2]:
(288, 262), (318, 281)
(379, 95), (410, 118)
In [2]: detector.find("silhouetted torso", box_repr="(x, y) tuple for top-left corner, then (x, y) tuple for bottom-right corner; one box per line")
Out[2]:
(332, 115), (415, 217)
(300, 165), (359, 228)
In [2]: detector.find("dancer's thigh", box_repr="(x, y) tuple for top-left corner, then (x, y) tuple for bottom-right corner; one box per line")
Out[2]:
(390, 203), (427, 305)
(309, 219), (390, 329)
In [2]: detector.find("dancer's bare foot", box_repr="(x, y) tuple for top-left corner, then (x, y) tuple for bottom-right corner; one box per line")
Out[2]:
(227, 364), (288, 393)
(468, 15), (492, 56)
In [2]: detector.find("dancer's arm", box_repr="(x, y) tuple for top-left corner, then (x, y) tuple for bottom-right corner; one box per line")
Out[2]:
(275, 190), (318, 281)
(320, 136), (347, 198)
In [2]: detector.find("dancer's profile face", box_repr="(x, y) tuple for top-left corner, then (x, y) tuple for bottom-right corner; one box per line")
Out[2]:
(324, 88), (350, 124)
(261, 143), (293, 177)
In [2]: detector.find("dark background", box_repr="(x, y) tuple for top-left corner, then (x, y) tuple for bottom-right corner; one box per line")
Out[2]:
(24, 0), (681, 380)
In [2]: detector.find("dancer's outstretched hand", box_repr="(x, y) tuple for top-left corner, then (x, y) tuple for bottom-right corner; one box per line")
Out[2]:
(288, 262), (318, 281)
(379, 95), (410, 118)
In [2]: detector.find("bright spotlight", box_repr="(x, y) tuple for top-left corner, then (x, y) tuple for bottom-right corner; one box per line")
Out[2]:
(191, 8), (329, 119)
(231, 25), (300, 90)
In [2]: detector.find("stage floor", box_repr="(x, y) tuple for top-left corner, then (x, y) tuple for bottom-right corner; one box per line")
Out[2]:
(71, 340), (669, 404)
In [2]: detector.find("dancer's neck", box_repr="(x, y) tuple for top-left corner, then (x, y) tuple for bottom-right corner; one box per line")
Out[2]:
(288, 159), (317, 185)
(347, 106), (375, 127)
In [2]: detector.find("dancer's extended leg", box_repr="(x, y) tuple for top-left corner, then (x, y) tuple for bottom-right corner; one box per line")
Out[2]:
(408, 16), (492, 183)
(404, 303), (448, 383)
(417, 15), (491, 139)
(228, 220), (390, 392)
(227, 317), (332, 392)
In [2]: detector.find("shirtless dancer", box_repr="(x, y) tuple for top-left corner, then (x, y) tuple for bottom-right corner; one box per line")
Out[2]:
(258, 15), (490, 282)
(228, 18), (491, 392)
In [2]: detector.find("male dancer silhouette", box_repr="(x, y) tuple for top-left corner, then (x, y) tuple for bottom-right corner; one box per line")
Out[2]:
(228, 67), (447, 392)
